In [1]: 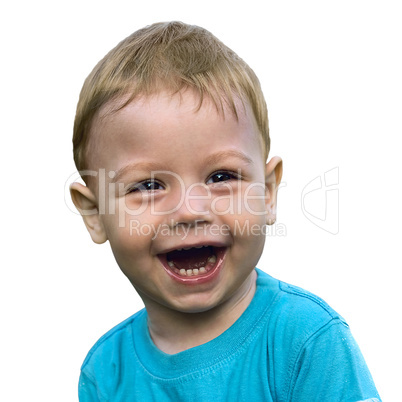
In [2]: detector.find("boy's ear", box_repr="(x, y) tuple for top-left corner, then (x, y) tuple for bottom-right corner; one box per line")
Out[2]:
(265, 156), (283, 225)
(70, 182), (108, 244)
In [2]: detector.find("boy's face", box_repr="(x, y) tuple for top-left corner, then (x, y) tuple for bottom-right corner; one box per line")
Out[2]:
(74, 90), (281, 314)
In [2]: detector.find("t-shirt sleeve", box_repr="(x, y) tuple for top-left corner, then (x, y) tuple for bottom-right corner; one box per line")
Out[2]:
(79, 371), (102, 402)
(288, 319), (381, 402)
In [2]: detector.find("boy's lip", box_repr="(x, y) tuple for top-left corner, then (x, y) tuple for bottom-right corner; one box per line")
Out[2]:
(157, 245), (227, 285)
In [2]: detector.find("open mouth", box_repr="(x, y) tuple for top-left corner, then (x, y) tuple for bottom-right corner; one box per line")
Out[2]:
(158, 246), (226, 281)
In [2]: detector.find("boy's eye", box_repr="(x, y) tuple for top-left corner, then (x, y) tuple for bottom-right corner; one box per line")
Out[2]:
(128, 180), (164, 193)
(206, 171), (239, 184)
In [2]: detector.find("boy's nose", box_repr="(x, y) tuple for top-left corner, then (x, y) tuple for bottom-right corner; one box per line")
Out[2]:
(170, 183), (212, 227)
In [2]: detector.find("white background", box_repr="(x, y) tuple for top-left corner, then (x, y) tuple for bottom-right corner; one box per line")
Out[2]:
(1, 0), (401, 400)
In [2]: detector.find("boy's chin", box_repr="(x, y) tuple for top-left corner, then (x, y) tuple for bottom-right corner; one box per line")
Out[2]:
(167, 298), (222, 315)
(134, 284), (222, 315)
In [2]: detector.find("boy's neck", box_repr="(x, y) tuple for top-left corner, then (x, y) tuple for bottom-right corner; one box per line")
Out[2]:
(142, 270), (257, 355)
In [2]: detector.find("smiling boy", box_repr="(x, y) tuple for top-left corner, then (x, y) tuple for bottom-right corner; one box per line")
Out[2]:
(71, 22), (380, 401)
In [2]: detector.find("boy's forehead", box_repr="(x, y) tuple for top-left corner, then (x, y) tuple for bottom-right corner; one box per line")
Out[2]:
(97, 90), (244, 122)
(87, 90), (263, 170)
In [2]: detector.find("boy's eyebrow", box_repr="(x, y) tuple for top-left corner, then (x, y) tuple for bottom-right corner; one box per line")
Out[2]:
(111, 150), (253, 182)
(111, 162), (166, 182)
(204, 150), (253, 166)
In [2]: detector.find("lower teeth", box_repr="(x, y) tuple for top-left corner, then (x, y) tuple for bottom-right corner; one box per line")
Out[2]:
(169, 254), (216, 277)
(208, 255), (216, 264)
(178, 266), (207, 276)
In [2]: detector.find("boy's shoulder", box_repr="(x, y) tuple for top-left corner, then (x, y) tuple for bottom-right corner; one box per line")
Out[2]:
(257, 268), (345, 321)
(81, 309), (145, 376)
(255, 268), (348, 340)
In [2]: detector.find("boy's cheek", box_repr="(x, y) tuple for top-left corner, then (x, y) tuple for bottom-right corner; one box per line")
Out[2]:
(210, 184), (266, 216)
(243, 183), (268, 214)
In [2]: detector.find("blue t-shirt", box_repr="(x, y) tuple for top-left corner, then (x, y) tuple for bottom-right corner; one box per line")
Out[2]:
(79, 269), (381, 401)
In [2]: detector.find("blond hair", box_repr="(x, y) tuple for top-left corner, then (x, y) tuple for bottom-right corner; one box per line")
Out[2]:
(73, 21), (270, 172)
